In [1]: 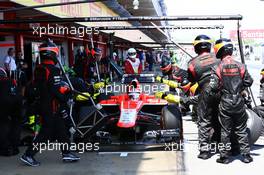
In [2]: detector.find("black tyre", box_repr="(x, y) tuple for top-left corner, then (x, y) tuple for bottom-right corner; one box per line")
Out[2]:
(161, 105), (183, 139)
(246, 108), (264, 145)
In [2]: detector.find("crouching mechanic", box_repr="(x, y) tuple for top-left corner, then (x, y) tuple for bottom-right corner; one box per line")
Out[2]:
(207, 38), (253, 164)
(124, 48), (142, 74)
(157, 59), (199, 119)
(20, 39), (80, 167)
(159, 56), (188, 84)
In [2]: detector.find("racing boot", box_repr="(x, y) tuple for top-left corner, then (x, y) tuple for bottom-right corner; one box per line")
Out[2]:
(20, 154), (40, 167)
(62, 152), (80, 162)
(241, 154), (253, 163)
(216, 156), (230, 164)
(197, 151), (211, 160)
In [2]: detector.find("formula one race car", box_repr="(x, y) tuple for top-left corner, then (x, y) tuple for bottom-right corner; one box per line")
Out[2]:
(71, 74), (183, 144)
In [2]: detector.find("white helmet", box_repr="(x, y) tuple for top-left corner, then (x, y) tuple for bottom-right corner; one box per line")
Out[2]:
(127, 48), (137, 59)
(128, 79), (141, 100)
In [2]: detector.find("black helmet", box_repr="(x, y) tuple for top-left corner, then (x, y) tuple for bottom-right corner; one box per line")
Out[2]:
(214, 38), (233, 59)
(39, 39), (59, 64)
(160, 56), (172, 74)
(193, 35), (212, 55)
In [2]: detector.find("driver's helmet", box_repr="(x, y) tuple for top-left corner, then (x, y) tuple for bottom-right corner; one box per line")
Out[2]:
(127, 79), (141, 100)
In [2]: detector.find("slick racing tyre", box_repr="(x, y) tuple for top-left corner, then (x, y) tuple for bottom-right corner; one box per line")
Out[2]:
(246, 108), (264, 145)
(161, 105), (183, 140)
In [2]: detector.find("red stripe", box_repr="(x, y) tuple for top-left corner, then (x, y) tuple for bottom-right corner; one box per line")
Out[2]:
(188, 61), (196, 78)
(240, 65), (245, 79)
(0, 43), (15, 47)
(39, 47), (59, 55)
(42, 60), (55, 65)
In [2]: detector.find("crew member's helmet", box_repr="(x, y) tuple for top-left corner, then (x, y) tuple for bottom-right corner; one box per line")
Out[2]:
(193, 35), (212, 55)
(0, 68), (7, 78)
(39, 39), (59, 64)
(160, 56), (172, 75)
(127, 79), (141, 100)
(214, 38), (233, 59)
(94, 47), (102, 61)
(127, 48), (137, 59)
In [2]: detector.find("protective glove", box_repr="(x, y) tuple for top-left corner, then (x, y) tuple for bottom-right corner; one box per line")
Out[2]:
(75, 92), (90, 101)
(155, 91), (167, 99)
(92, 92), (100, 100)
(166, 80), (179, 89)
(28, 115), (35, 126)
(94, 82), (105, 90)
(156, 76), (163, 83)
(156, 76), (179, 89)
(164, 94), (181, 104)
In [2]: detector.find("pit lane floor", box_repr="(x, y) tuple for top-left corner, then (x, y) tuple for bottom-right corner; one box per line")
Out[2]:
(0, 147), (181, 175)
(183, 116), (264, 175)
(1, 115), (263, 175)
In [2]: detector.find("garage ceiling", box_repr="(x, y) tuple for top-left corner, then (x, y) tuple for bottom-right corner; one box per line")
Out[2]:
(117, 0), (168, 43)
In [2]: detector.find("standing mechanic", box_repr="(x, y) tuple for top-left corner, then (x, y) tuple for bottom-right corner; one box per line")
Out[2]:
(124, 48), (142, 74)
(20, 39), (80, 167)
(187, 35), (221, 159)
(208, 38), (253, 164)
(158, 52), (196, 116)
(0, 68), (22, 156)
